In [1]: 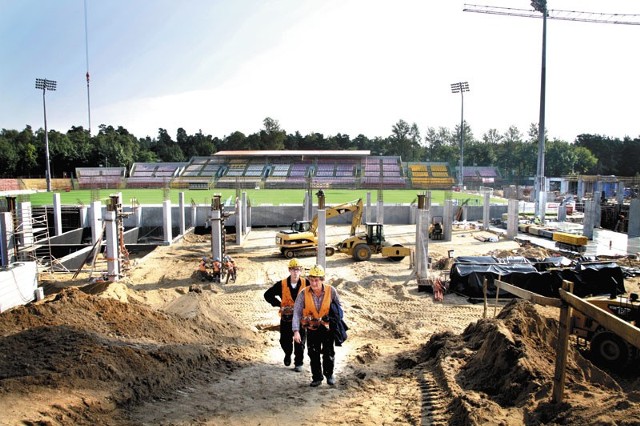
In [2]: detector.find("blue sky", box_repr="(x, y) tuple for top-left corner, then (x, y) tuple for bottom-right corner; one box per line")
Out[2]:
(1, 0), (639, 142)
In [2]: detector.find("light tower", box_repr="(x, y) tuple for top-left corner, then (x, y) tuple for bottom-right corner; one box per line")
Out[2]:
(451, 81), (470, 189)
(35, 78), (57, 192)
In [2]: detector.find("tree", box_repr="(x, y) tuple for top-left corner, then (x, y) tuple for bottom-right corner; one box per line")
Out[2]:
(260, 117), (286, 150)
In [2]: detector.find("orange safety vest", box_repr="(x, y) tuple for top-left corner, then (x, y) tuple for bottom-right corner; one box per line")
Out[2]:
(198, 261), (207, 272)
(212, 261), (221, 272)
(280, 277), (306, 318)
(302, 284), (332, 330)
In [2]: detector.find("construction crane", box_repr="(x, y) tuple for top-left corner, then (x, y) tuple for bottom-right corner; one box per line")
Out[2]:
(463, 2), (640, 223)
(463, 4), (640, 25)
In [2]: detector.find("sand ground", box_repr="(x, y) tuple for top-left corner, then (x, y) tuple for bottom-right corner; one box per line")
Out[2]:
(1, 224), (640, 425)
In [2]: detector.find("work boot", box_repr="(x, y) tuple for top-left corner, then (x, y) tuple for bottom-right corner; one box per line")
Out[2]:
(294, 365), (303, 372)
(310, 380), (322, 387)
(327, 376), (336, 386)
(284, 354), (291, 366)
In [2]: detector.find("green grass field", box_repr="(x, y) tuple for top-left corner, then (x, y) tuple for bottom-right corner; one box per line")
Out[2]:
(26, 188), (501, 207)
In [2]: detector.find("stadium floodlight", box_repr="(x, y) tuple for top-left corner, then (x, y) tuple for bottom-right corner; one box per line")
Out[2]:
(532, 0), (547, 222)
(451, 82), (470, 188)
(35, 78), (57, 192)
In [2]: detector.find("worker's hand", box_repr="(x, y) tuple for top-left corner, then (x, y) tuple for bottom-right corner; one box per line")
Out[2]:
(293, 330), (301, 344)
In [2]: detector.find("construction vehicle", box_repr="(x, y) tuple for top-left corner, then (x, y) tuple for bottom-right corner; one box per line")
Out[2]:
(571, 286), (640, 371)
(429, 216), (443, 240)
(336, 222), (412, 262)
(275, 198), (364, 259)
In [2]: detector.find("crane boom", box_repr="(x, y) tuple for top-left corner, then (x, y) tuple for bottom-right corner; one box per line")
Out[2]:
(463, 4), (640, 25)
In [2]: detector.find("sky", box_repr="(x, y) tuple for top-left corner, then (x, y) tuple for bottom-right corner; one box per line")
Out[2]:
(1, 0), (639, 143)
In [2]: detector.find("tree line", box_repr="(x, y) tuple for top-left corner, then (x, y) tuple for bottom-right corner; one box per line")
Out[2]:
(1, 117), (638, 182)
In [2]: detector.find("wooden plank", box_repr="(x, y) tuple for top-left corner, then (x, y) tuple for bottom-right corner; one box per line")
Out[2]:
(552, 280), (574, 403)
(560, 289), (640, 350)
(495, 280), (563, 308)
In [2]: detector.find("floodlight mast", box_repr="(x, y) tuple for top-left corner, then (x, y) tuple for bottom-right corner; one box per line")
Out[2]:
(451, 82), (470, 189)
(35, 78), (57, 192)
(463, 2), (640, 222)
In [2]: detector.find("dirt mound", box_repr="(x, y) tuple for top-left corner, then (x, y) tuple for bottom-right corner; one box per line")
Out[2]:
(0, 288), (259, 424)
(416, 299), (639, 424)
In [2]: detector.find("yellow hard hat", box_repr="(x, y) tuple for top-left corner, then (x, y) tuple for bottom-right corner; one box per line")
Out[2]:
(308, 264), (325, 277)
(288, 258), (301, 269)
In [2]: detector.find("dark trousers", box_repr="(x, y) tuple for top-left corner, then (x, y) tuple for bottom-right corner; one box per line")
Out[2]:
(306, 326), (335, 382)
(280, 320), (306, 366)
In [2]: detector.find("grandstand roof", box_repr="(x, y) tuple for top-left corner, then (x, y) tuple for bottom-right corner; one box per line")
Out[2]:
(215, 150), (370, 158)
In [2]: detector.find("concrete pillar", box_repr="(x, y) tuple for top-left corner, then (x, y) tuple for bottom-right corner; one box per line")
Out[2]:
(163, 199), (172, 245)
(179, 192), (186, 236)
(236, 195), (244, 245)
(19, 202), (33, 247)
(53, 193), (62, 236)
(134, 205), (142, 228)
(538, 187), (547, 225)
(628, 199), (640, 255)
(79, 206), (88, 228)
(482, 191), (490, 230)
(557, 205), (567, 223)
(303, 192), (311, 222)
(594, 182), (602, 228)
(577, 178), (584, 202)
(191, 204), (197, 229)
(210, 202), (222, 261)
(583, 200), (596, 239)
(91, 201), (102, 244)
(241, 192), (248, 235)
(507, 199), (519, 240)
(416, 209), (430, 284)
(443, 199), (453, 242)
(0, 212), (14, 266)
(617, 182), (625, 206)
(365, 192), (372, 223)
(104, 209), (119, 282)
(317, 209), (326, 269)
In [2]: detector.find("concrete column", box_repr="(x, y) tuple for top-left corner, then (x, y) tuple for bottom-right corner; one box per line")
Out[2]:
(594, 182), (602, 228)
(134, 205), (142, 228)
(241, 192), (248, 235)
(583, 200), (596, 239)
(482, 191), (490, 230)
(53, 193), (62, 236)
(416, 209), (430, 284)
(0, 212), (14, 266)
(365, 192), (372, 223)
(163, 199), (172, 245)
(577, 178), (584, 202)
(538, 188), (547, 225)
(377, 200), (384, 224)
(91, 201), (102, 244)
(79, 206), (88, 228)
(443, 199), (453, 242)
(507, 199), (519, 240)
(104, 209), (119, 282)
(236, 195), (244, 245)
(557, 205), (567, 223)
(628, 199), (640, 255)
(316, 209), (326, 269)
(210, 209), (222, 261)
(179, 192), (186, 236)
(191, 204), (197, 229)
(19, 202), (33, 247)
(303, 192), (311, 222)
(617, 182), (625, 206)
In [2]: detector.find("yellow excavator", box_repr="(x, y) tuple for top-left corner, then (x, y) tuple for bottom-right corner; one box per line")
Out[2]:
(275, 198), (364, 258)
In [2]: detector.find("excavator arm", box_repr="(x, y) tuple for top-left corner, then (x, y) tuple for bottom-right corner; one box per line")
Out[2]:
(309, 198), (363, 236)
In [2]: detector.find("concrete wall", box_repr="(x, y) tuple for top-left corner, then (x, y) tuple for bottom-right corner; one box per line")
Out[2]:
(118, 204), (509, 228)
(0, 262), (37, 313)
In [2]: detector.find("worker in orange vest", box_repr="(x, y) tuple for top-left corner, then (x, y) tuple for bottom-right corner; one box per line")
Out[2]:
(293, 264), (343, 387)
(264, 258), (307, 372)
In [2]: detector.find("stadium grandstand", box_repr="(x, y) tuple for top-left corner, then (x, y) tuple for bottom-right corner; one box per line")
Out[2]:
(70, 150), (461, 190)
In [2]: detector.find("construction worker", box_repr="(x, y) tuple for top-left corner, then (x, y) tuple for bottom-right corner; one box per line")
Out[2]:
(292, 264), (342, 387)
(223, 255), (237, 283)
(197, 257), (210, 282)
(211, 257), (222, 283)
(263, 258), (307, 372)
